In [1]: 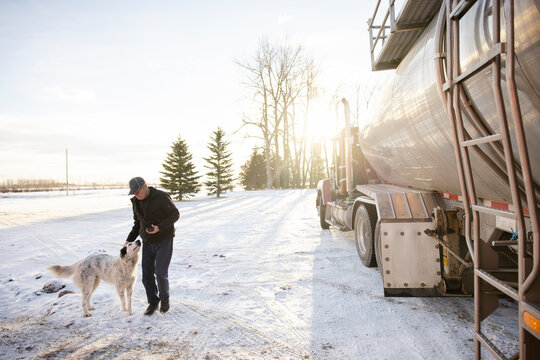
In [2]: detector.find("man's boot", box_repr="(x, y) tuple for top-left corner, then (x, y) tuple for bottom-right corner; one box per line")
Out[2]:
(144, 302), (159, 316)
(160, 298), (170, 314)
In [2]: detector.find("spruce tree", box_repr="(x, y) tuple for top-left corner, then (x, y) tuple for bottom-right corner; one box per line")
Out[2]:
(239, 148), (267, 190)
(203, 127), (234, 197)
(160, 135), (201, 201)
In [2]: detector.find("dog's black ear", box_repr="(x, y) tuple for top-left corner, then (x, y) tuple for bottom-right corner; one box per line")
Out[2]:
(120, 247), (127, 258)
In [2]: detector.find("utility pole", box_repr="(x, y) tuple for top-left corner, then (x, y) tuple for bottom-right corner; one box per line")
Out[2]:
(66, 148), (69, 197)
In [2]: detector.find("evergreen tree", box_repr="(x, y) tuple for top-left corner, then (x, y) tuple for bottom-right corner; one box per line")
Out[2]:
(203, 127), (235, 197)
(160, 135), (201, 201)
(239, 148), (267, 190)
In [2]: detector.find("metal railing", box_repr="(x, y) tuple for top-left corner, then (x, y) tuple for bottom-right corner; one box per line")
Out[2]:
(367, 0), (392, 70)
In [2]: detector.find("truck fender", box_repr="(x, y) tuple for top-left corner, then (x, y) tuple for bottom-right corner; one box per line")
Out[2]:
(317, 179), (331, 206)
(349, 199), (377, 231)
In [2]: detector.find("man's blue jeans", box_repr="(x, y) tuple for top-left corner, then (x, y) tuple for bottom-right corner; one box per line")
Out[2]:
(142, 238), (173, 306)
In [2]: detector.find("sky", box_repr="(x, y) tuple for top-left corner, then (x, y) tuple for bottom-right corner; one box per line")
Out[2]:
(0, 0), (385, 185)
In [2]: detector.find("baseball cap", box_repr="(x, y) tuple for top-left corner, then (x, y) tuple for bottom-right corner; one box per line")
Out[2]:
(128, 177), (146, 195)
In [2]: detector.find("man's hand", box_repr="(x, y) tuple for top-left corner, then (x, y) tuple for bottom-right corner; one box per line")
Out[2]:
(146, 224), (160, 234)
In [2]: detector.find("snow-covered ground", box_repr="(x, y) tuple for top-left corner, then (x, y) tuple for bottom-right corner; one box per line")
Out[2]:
(0, 189), (518, 359)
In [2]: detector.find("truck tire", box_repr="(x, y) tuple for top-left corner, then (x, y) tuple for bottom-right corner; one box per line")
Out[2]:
(319, 197), (330, 229)
(354, 205), (377, 267)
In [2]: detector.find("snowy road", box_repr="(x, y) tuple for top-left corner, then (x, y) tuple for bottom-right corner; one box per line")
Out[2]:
(0, 189), (517, 359)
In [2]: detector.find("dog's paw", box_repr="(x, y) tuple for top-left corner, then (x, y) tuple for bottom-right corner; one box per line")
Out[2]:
(128, 311), (134, 316)
(83, 313), (92, 318)
(88, 306), (95, 311)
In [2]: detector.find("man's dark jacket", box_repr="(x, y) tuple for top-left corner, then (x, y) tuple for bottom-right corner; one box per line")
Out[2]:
(126, 187), (179, 244)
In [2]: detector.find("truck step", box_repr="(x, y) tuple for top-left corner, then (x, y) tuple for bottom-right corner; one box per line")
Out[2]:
(325, 218), (347, 231)
(475, 269), (518, 301)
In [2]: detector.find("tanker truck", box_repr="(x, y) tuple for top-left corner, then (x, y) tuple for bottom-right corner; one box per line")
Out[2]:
(316, 0), (539, 357)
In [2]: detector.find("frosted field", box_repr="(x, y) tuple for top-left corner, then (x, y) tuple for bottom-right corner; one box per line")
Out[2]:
(0, 189), (517, 359)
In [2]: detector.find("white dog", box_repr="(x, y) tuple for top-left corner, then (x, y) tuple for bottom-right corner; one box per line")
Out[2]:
(49, 240), (141, 317)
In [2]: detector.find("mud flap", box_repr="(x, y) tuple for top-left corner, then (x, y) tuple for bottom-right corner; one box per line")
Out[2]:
(379, 222), (442, 297)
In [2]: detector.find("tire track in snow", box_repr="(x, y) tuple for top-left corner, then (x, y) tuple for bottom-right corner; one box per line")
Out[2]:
(178, 301), (307, 358)
(176, 190), (312, 352)
(239, 189), (316, 345)
(180, 265), (264, 352)
(183, 190), (308, 302)
(167, 299), (300, 358)
(25, 232), (66, 259)
(309, 228), (369, 357)
(235, 286), (310, 344)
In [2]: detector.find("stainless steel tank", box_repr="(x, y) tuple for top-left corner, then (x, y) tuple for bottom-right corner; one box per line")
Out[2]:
(361, 0), (540, 204)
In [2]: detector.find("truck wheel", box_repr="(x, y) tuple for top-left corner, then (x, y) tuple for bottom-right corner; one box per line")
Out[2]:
(354, 205), (377, 267)
(319, 197), (330, 229)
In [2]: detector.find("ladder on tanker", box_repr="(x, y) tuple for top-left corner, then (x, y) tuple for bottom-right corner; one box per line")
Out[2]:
(444, 0), (540, 359)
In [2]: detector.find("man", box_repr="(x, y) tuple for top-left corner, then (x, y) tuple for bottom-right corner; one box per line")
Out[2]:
(126, 177), (179, 315)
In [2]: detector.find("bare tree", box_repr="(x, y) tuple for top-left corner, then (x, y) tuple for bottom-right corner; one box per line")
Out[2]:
(299, 60), (319, 188)
(237, 38), (319, 189)
(236, 40), (275, 188)
(352, 76), (379, 126)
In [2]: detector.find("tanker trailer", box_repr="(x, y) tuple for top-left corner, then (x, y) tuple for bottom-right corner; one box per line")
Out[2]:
(317, 0), (540, 357)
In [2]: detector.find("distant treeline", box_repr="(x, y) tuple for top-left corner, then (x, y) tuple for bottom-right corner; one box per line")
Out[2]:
(0, 179), (125, 193)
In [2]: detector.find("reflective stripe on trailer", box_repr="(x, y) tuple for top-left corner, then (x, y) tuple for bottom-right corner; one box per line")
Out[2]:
(442, 192), (463, 202)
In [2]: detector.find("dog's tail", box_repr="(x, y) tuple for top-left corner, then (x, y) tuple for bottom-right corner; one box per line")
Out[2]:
(48, 264), (77, 278)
